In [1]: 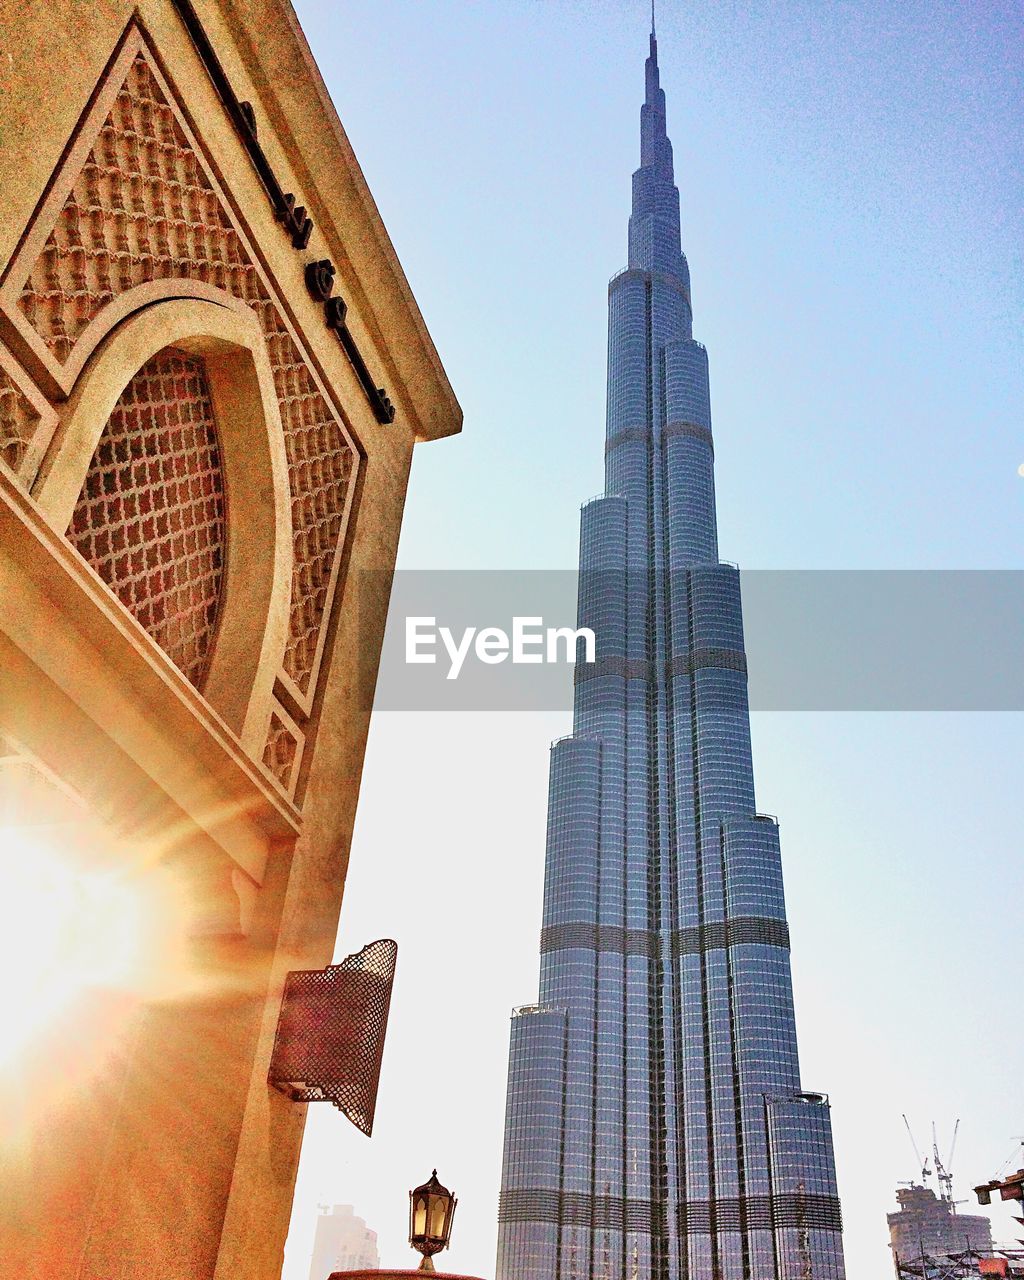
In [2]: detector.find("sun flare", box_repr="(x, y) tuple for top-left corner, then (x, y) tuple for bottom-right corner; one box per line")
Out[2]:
(0, 827), (187, 1068)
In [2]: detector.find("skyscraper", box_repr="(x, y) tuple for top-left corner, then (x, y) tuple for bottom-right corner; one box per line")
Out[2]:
(497, 21), (845, 1280)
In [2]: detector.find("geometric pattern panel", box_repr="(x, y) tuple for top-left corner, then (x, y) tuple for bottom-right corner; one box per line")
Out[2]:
(262, 710), (301, 794)
(268, 938), (398, 1137)
(67, 348), (226, 689)
(0, 366), (41, 474)
(18, 51), (357, 694)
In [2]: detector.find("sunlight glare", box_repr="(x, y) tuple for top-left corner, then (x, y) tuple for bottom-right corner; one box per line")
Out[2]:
(0, 827), (178, 1067)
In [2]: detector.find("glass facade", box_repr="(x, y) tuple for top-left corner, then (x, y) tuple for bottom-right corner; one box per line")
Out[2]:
(497, 26), (845, 1280)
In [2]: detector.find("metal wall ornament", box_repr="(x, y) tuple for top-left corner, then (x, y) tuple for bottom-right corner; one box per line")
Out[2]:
(267, 938), (397, 1136)
(409, 1170), (458, 1272)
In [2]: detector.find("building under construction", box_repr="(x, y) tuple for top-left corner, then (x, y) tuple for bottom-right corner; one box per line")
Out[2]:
(889, 1184), (993, 1264)
(890, 1123), (1022, 1279)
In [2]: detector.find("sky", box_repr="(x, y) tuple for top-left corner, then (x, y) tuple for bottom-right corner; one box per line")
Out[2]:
(281, 3), (1024, 1278)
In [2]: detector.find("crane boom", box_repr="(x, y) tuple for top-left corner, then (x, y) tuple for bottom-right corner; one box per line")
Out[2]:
(932, 1119), (960, 1203)
(946, 1120), (960, 1177)
(903, 1114), (932, 1185)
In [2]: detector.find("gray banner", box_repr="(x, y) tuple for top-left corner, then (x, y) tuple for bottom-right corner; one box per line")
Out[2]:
(359, 570), (1024, 711)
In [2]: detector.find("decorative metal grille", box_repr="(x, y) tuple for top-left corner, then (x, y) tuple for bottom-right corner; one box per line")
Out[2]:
(0, 367), (40, 473)
(67, 348), (226, 688)
(16, 50), (357, 694)
(268, 938), (397, 1137)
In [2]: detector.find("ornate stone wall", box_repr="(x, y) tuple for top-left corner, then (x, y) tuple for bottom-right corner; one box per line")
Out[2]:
(0, 5), (459, 1278)
(1, 37), (365, 802)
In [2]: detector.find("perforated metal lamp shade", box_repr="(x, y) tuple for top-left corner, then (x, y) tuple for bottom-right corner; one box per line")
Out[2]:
(409, 1170), (457, 1272)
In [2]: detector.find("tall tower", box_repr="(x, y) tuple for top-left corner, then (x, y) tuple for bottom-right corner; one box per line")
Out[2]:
(496, 21), (845, 1280)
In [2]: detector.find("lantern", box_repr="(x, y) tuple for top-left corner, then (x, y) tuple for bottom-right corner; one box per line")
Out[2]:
(409, 1169), (457, 1272)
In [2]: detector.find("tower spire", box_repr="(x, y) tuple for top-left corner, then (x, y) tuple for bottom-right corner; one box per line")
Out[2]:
(645, 9), (662, 105)
(633, 2), (684, 280)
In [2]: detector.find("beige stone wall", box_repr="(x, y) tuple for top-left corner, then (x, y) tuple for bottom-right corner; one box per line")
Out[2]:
(0, 2), (460, 1276)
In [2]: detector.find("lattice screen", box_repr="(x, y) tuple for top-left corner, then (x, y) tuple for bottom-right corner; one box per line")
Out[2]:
(67, 348), (226, 688)
(0, 367), (40, 474)
(263, 711), (301, 793)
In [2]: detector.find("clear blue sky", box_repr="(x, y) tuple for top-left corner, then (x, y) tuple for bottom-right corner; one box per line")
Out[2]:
(283, 4), (1023, 1278)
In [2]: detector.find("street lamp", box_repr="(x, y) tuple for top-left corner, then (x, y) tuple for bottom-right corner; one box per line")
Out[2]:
(409, 1169), (457, 1272)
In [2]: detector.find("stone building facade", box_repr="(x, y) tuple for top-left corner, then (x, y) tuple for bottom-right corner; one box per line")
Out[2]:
(0, 2), (460, 1277)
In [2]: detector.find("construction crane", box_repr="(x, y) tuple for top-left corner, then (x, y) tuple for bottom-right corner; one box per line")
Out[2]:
(934, 1120), (961, 1205)
(905, 1115), (933, 1186)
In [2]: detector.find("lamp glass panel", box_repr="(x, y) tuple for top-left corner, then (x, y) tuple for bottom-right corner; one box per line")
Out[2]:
(413, 1195), (428, 1236)
(428, 1195), (448, 1239)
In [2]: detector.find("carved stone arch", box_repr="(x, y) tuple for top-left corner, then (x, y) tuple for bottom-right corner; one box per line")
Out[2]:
(34, 291), (293, 756)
